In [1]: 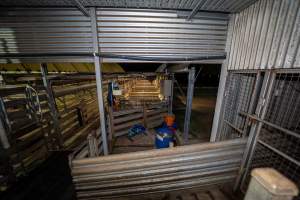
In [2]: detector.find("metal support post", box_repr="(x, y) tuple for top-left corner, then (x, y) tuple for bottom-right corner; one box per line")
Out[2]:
(183, 67), (195, 143)
(210, 15), (236, 142)
(168, 73), (174, 114)
(0, 116), (10, 149)
(40, 63), (63, 148)
(234, 71), (276, 191)
(94, 56), (109, 156)
(91, 7), (109, 155)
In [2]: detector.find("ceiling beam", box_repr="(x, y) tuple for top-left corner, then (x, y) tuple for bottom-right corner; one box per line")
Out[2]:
(72, 0), (90, 17)
(186, 1), (205, 21)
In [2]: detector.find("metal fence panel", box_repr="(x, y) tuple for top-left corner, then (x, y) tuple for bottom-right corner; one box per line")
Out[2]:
(218, 72), (257, 140)
(239, 71), (300, 200)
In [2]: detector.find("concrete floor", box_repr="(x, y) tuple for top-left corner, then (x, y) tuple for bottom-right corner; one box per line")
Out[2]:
(0, 152), (75, 200)
(110, 187), (231, 200)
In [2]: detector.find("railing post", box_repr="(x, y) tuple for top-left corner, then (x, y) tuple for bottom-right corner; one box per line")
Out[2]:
(40, 63), (63, 149)
(91, 7), (109, 155)
(183, 67), (195, 143)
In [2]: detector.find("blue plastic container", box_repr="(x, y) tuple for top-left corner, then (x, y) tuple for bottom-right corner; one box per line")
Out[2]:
(155, 127), (174, 149)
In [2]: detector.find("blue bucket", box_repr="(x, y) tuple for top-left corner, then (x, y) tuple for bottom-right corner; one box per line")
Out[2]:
(155, 127), (174, 149)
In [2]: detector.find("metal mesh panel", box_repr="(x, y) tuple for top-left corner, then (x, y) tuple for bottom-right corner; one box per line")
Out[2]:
(246, 143), (300, 192)
(242, 71), (300, 199)
(219, 72), (257, 140)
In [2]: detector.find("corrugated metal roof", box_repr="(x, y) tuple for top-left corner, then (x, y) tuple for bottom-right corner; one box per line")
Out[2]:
(0, 63), (125, 73)
(0, 0), (258, 13)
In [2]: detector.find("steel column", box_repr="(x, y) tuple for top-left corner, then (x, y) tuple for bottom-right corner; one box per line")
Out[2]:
(183, 67), (195, 143)
(91, 7), (109, 155)
(0, 115), (10, 149)
(211, 65), (228, 142)
(168, 73), (175, 114)
(210, 14), (235, 142)
(234, 71), (276, 191)
(40, 63), (63, 148)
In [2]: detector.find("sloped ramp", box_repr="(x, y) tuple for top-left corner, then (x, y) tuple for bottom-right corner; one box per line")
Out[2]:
(70, 138), (246, 199)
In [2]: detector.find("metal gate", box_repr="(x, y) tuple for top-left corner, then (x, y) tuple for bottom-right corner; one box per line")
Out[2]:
(220, 70), (300, 199)
(218, 71), (259, 140)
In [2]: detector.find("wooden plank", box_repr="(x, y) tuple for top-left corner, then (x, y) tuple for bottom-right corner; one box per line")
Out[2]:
(114, 119), (144, 131)
(113, 108), (143, 117)
(114, 113), (143, 124)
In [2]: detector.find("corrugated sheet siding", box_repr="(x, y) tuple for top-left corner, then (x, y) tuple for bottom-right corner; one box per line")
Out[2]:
(0, 8), (228, 63)
(97, 9), (228, 62)
(228, 0), (300, 69)
(0, 8), (93, 54)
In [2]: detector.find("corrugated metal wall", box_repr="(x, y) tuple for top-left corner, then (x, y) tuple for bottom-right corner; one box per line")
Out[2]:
(97, 8), (228, 62)
(227, 0), (300, 70)
(0, 8), (228, 63)
(0, 8), (93, 53)
(0, 8), (93, 63)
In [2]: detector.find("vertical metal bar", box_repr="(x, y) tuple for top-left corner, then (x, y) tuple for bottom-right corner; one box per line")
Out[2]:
(242, 72), (262, 138)
(40, 63), (63, 148)
(234, 70), (276, 191)
(183, 67), (195, 143)
(94, 54), (108, 156)
(91, 7), (108, 155)
(168, 73), (174, 114)
(210, 14), (235, 142)
(0, 116), (10, 149)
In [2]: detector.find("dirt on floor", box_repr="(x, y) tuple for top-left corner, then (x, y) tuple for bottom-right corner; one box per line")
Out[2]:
(173, 87), (217, 143)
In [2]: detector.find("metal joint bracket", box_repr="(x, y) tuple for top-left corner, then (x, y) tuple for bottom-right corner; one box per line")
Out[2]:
(72, 0), (90, 17)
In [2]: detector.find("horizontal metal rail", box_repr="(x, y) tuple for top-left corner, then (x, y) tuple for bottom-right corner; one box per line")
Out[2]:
(258, 140), (300, 167)
(224, 119), (244, 135)
(54, 83), (96, 97)
(240, 112), (300, 140)
(0, 52), (226, 62)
